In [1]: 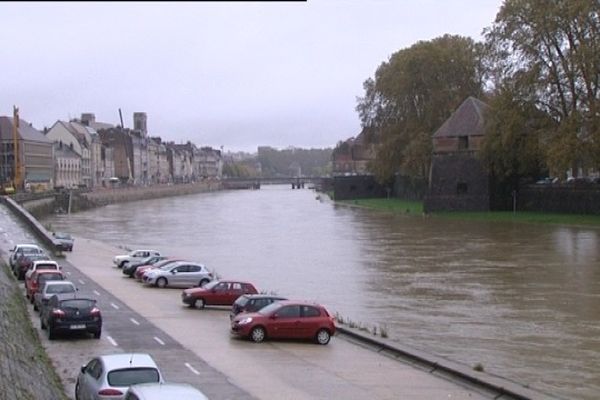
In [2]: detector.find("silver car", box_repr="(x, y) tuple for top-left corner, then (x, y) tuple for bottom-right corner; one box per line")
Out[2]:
(76, 353), (163, 400)
(124, 383), (209, 400)
(142, 261), (212, 288)
(34, 280), (77, 312)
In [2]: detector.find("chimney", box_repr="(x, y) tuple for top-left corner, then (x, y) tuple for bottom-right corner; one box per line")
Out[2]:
(81, 113), (95, 126)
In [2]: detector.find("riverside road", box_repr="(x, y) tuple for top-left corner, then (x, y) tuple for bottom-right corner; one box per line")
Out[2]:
(0, 202), (530, 400)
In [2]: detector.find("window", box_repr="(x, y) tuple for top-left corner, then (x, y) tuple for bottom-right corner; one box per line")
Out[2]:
(86, 359), (102, 380)
(107, 368), (160, 386)
(301, 306), (321, 318)
(275, 305), (300, 318)
(457, 182), (468, 194)
(458, 136), (469, 150)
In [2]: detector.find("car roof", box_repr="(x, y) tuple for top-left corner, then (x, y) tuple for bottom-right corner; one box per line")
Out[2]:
(243, 294), (286, 300)
(32, 260), (58, 267)
(271, 299), (325, 308)
(98, 353), (159, 370)
(15, 244), (41, 249)
(169, 261), (204, 267)
(127, 383), (208, 400)
(43, 280), (75, 287)
(33, 269), (63, 276)
(216, 279), (254, 285)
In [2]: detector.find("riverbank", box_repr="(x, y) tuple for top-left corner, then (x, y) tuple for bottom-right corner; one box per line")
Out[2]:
(0, 261), (66, 400)
(341, 198), (600, 227)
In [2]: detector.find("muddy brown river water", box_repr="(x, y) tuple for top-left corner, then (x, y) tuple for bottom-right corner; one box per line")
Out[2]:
(41, 185), (600, 399)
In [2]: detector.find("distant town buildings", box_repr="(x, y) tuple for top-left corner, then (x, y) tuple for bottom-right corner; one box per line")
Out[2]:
(0, 111), (223, 191)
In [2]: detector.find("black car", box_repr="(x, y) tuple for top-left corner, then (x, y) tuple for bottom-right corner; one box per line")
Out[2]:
(40, 296), (102, 340)
(53, 232), (74, 252)
(230, 294), (287, 320)
(122, 255), (168, 278)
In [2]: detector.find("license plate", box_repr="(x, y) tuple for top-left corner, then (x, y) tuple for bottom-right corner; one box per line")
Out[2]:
(70, 324), (86, 330)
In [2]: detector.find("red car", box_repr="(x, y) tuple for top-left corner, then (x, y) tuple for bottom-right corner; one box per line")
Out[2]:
(25, 269), (65, 303)
(230, 300), (336, 345)
(182, 280), (258, 308)
(134, 259), (182, 281)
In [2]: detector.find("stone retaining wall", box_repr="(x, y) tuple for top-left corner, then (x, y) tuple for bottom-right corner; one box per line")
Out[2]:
(0, 262), (66, 400)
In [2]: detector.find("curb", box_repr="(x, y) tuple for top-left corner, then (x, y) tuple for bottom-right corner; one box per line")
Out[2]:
(336, 326), (562, 400)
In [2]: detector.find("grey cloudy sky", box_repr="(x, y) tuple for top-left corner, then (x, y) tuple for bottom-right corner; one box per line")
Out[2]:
(1, 1), (503, 153)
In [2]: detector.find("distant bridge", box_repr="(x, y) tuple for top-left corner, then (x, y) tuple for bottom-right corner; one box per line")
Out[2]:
(222, 176), (326, 190)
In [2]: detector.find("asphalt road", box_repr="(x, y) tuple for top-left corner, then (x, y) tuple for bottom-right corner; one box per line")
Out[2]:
(0, 204), (492, 400)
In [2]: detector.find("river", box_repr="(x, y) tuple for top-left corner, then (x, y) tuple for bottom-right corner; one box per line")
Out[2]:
(41, 184), (600, 399)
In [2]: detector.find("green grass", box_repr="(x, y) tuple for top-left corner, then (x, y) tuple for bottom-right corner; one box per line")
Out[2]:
(341, 198), (423, 214)
(339, 198), (600, 227)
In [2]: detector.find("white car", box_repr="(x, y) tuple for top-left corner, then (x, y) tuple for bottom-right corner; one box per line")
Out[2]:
(142, 261), (212, 288)
(125, 383), (209, 400)
(76, 353), (163, 400)
(113, 250), (161, 268)
(24, 260), (60, 282)
(33, 280), (77, 312)
(9, 243), (44, 269)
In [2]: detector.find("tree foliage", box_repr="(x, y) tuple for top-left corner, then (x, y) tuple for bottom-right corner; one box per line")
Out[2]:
(356, 34), (485, 184)
(483, 0), (600, 177)
(257, 147), (332, 177)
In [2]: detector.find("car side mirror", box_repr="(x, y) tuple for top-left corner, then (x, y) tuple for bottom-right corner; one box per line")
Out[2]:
(171, 271), (176, 274)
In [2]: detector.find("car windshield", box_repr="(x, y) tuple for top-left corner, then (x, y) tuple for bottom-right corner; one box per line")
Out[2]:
(203, 281), (219, 290)
(21, 247), (43, 254)
(258, 302), (282, 315)
(55, 233), (72, 240)
(155, 260), (176, 268)
(234, 296), (249, 307)
(39, 275), (64, 284)
(60, 299), (95, 309)
(35, 263), (58, 270)
(46, 284), (74, 294)
(107, 368), (160, 386)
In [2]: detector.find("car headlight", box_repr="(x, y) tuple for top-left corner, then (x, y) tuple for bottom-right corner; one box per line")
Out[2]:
(238, 317), (253, 325)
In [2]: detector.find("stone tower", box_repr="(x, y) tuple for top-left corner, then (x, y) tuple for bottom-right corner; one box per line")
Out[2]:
(133, 112), (147, 137)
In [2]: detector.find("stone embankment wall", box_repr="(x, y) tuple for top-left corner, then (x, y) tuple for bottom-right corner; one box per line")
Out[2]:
(0, 262), (66, 400)
(78, 181), (222, 210)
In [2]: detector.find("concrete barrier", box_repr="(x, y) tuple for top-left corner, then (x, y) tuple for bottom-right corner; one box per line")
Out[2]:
(336, 326), (560, 400)
(1, 196), (61, 254)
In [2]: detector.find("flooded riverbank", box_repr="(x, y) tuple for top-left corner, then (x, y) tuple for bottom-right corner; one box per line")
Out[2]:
(42, 185), (600, 399)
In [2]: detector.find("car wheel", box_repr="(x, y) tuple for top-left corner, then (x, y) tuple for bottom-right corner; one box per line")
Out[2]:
(197, 298), (205, 309)
(156, 277), (167, 288)
(47, 328), (55, 340)
(199, 279), (209, 287)
(93, 330), (101, 339)
(33, 302), (38, 312)
(250, 326), (266, 343)
(315, 329), (331, 345)
(40, 318), (46, 330)
(119, 261), (128, 269)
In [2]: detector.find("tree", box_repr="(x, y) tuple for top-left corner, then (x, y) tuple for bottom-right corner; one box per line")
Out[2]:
(356, 34), (485, 184)
(484, 0), (600, 176)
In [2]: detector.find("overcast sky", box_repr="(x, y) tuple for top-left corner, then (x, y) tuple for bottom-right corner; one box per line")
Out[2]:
(1, 1), (503, 153)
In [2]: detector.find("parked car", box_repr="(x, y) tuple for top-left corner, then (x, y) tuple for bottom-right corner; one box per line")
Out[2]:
(182, 279), (258, 309)
(230, 294), (288, 320)
(76, 353), (163, 400)
(24, 259), (60, 282)
(9, 243), (44, 269)
(53, 232), (74, 251)
(134, 259), (183, 281)
(114, 250), (162, 269)
(230, 300), (336, 345)
(142, 261), (212, 289)
(124, 383), (209, 400)
(14, 253), (51, 280)
(33, 280), (77, 311)
(122, 255), (168, 278)
(25, 269), (65, 302)
(40, 296), (102, 340)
